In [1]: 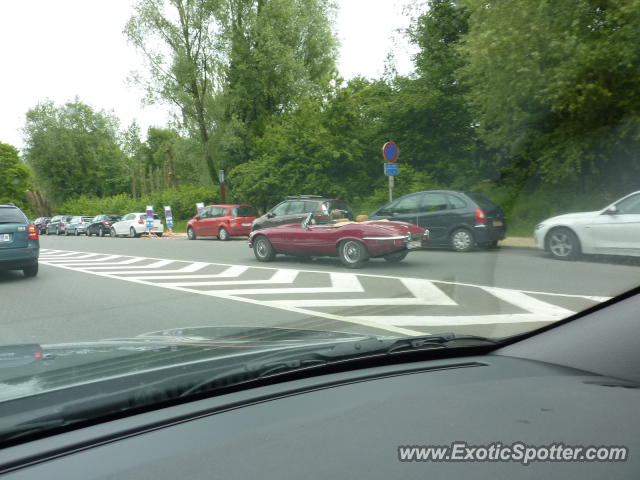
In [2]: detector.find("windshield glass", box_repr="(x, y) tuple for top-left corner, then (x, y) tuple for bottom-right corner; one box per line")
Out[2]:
(0, 0), (639, 445)
(0, 208), (27, 224)
(231, 206), (257, 217)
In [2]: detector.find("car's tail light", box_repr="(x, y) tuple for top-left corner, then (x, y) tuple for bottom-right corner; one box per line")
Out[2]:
(27, 224), (39, 240)
(103, 221), (110, 225)
(475, 208), (486, 225)
(33, 351), (43, 359)
(138, 219), (144, 224)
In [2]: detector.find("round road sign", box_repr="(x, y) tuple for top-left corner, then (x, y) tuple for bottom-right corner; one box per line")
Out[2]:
(382, 142), (399, 163)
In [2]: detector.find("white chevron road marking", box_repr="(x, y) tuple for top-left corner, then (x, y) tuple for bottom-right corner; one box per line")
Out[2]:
(38, 249), (606, 334)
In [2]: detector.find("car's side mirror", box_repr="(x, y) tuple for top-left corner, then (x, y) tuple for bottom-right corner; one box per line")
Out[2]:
(604, 206), (618, 215)
(195, 215), (201, 221)
(267, 212), (275, 218)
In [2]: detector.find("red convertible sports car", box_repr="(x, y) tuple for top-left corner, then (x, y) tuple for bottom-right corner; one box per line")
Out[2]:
(248, 214), (430, 268)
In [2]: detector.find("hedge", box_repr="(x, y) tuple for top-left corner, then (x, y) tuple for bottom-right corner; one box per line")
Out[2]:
(58, 186), (218, 221)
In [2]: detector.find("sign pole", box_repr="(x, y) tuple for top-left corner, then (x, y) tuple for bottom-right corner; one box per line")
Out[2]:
(219, 169), (226, 203)
(382, 142), (399, 204)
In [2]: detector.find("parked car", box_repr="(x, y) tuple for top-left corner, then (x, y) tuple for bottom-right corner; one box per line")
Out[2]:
(110, 213), (164, 238)
(534, 190), (640, 260)
(46, 215), (73, 235)
(249, 213), (429, 268)
(33, 217), (50, 234)
(0, 204), (39, 277)
(65, 216), (94, 236)
(252, 195), (353, 232)
(187, 204), (257, 241)
(86, 214), (122, 237)
(368, 190), (506, 252)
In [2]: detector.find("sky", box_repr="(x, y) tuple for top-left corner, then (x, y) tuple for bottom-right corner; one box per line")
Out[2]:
(0, 0), (418, 151)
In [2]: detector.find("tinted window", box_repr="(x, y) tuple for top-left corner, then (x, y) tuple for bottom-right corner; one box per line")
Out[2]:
(141, 214), (161, 220)
(270, 202), (288, 216)
(465, 192), (499, 211)
(286, 201), (306, 214)
(0, 208), (27, 224)
(448, 195), (467, 209)
(232, 206), (257, 217)
(106, 215), (121, 222)
(393, 195), (422, 214)
(421, 193), (449, 212)
(615, 194), (640, 214)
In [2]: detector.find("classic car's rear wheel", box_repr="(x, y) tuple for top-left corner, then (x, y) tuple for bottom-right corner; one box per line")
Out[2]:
(384, 250), (408, 263)
(338, 240), (369, 269)
(253, 236), (276, 262)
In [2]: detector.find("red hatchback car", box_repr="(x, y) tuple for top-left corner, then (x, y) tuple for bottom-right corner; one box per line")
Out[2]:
(187, 204), (257, 241)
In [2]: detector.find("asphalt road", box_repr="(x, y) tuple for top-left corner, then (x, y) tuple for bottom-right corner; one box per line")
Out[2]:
(2, 234), (639, 345)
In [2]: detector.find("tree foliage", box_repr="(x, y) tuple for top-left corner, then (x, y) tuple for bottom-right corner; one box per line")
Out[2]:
(0, 142), (32, 213)
(23, 100), (128, 204)
(460, 0), (640, 194)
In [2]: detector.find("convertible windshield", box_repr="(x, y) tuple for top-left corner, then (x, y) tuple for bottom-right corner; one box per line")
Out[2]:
(0, 0), (638, 445)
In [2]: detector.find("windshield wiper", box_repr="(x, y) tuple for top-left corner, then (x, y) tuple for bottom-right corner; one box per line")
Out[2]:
(179, 333), (498, 397)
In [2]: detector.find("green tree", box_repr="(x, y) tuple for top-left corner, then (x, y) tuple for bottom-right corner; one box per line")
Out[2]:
(125, 0), (337, 182)
(214, 0), (337, 169)
(125, 0), (223, 183)
(23, 99), (128, 204)
(385, 0), (484, 188)
(0, 142), (32, 212)
(460, 0), (640, 194)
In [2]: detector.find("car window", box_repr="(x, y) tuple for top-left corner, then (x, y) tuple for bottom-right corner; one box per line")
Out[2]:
(421, 193), (449, 212)
(304, 201), (322, 213)
(447, 195), (467, 210)
(0, 208), (27, 224)
(285, 201), (307, 214)
(232, 206), (257, 217)
(270, 202), (288, 216)
(615, 194), (640, 214)
(209, 207), (225, 218)
(392, 195), (422, 214)
(465, 192), (499, 211)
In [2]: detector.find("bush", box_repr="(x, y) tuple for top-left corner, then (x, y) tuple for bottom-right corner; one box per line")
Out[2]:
(58, 186), (218, 221)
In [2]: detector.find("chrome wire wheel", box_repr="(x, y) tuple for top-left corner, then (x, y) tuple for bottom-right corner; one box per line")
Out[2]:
(339, 240), (368, 268)
(253, 236), (275, 262)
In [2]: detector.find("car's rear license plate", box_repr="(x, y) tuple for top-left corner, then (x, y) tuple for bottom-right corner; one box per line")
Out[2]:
(493, 220), (503, 227)
(1, 234), (11, 242)
(241, 223), (252, 226)
(407, 240), (422, 249)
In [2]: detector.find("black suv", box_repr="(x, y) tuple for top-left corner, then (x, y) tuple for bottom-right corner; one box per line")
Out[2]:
(369, 190), (506, 252)
(252, 196), (354, 231)
(0, 204), (39, 277)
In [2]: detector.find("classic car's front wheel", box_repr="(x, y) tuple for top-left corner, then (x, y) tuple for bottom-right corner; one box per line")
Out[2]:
(384, 250), (408, 263)
(253, 236), (276, 262)
(338, 240), (369, 269)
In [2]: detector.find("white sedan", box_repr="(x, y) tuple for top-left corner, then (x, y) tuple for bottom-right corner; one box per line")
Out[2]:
(534, 191), (640, 259)
(110, 213), (164, 238)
